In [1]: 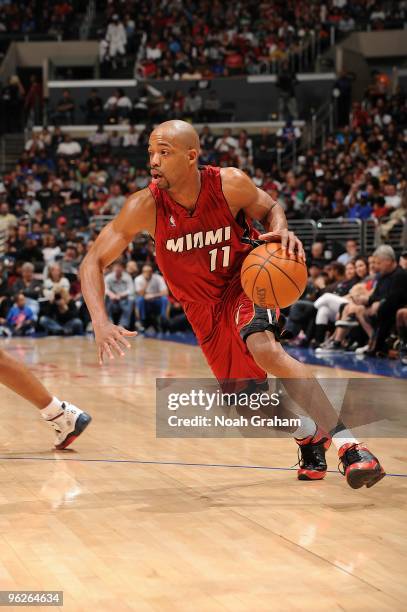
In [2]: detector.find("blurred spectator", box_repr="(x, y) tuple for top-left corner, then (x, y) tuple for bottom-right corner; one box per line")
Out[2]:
(134, 264), (168, 331)
(105, 262), (134, 329)
(57, 134), (82, 157)
(12, 262), (42, 317)
(24, 191), (42, 217)
(334, 71), (354, 126)
(102, 184), (125, 215)
(184, 88), (202, 118)
(43, 263), (70, 300)
(60, 244), (79, 276)
(88, 125), (109, 148)
(84, 89), (104, 124)
(109, 130), (122, 150)
(277, 63), (298, 120)
(126, 260), (139, 281)
(310, 241), (331, 267)
(122, 125), (139, 148)
(6, 293), (35, 336)
(53, 89), (75, 125)
(39, 288), (83, 336)
(42, 234), (61, 265)
(104, 88), (132, 123)
(277, 120), (302, 143)
(1, 75), (25, 133)
(24, 75), (43, 125)
(106, 14), (127, 68)
(202, 90), (221, 121)
(215, 129), (238, 153)
(0, 203), (17, 234)
(337, 239), (359, 265)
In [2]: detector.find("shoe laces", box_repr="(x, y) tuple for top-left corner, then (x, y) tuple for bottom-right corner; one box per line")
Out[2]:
(294, 442), (325, 468)
(337, 443), (362, 475)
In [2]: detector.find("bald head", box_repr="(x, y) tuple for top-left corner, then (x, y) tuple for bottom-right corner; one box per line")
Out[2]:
(150, 120), (200, 152)
(148, 120), (201, 191)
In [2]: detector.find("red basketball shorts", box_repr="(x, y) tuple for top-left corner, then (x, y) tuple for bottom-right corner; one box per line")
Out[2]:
(183, 280), (280, 383)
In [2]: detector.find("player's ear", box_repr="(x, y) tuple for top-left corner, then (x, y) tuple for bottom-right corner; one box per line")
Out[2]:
(188, 148), (199, 165)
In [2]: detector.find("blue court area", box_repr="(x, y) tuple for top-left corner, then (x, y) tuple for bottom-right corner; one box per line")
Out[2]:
(149, 331), (407, 379)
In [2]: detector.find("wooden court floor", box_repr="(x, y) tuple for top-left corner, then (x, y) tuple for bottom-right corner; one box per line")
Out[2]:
(0, 337), (406, 611)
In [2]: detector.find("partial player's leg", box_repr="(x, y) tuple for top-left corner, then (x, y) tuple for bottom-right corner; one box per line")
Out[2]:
(199, 294), (328, 481)
(235, 304), (331, 481)
(0, 348), (91, 449)
(244, 325), (385, 488)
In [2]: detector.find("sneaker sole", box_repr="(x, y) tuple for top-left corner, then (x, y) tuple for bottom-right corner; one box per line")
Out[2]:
(55, 413), (92, 450)
(298, 469), (327, 480)
(346, 466), (386, 489)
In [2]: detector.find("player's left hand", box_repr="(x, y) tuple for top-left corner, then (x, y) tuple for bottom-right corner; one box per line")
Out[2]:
(258, 229), (306, 260)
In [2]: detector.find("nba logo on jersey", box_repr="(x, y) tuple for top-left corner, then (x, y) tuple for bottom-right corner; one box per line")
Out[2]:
(169, 215), (176, 227)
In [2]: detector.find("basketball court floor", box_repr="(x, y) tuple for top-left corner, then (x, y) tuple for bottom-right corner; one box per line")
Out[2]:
(0, 336), (406, 611)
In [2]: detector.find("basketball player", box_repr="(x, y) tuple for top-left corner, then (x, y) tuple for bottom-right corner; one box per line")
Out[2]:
(0, 348), (91, 449)
(80, 120), (385, 489)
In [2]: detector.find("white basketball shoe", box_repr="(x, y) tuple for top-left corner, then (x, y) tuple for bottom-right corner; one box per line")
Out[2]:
(45, 402), (92, 450)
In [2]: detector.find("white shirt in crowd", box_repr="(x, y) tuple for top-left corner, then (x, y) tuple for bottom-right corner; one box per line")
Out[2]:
(57, 140), (82, 156)
(42, 246), (62, 265)
(89, 131), (109, 146)
(105, 271), (134, 297)
(385, 194), (402, 209)
(43, 277), (71, 300)
(24, 197), (42, 217)
(146, 45), (162, 60)
(123, 131), (139, 147)
(104, 95), (132, 110)
(106, 22), (127, 47)
(134, 273), (168, 297)
(25, 138), (44, 151)
(215, 135), (238, 152)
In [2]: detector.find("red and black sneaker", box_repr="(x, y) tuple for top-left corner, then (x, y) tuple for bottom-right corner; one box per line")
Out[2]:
(338, 443), (386, 489)
(295, 427), (332, 481)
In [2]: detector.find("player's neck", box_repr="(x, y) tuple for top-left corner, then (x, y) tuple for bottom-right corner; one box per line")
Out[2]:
(168, 169), (201, 212)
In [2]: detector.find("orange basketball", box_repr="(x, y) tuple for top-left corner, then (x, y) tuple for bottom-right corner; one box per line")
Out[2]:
(241, 243), (308, 309)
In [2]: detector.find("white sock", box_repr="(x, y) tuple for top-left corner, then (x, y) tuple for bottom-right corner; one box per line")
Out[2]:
(332, 429), (359, 450)
(293, 416), (317, 440)
(41, 397), (65, 420)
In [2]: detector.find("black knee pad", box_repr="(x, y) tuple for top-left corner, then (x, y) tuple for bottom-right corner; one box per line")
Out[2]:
(240, 305), (281, 343)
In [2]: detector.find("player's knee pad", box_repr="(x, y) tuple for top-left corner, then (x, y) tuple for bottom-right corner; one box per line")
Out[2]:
(239, 304), (281, 344)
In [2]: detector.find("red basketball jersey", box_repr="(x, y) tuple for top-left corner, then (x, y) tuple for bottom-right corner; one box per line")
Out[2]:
(149, 165), (258, 305)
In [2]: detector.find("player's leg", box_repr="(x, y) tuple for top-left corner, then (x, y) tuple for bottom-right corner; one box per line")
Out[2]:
(0, 348), (91, 449)
(236, 309), (331, 481)
(244, 325), (385, 488)
(224, 297), (328, 481)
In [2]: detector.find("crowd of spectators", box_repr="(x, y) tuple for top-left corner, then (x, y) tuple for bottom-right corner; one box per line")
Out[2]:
(49, 85), (230, 127)
(0, 75), (405, 361)
(283, 243), (407, 362)
(96, 0), (406, 79)
(0, 1), (83, 39)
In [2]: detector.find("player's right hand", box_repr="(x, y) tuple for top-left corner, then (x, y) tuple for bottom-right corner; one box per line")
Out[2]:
(93, 320), (137, 365)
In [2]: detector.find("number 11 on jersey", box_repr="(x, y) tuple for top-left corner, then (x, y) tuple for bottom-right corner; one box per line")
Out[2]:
(209, 246), (231, 272)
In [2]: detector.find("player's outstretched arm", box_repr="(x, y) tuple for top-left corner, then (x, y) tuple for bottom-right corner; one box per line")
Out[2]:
(80, 188), (156, 364)
(221, 167), (305, 259)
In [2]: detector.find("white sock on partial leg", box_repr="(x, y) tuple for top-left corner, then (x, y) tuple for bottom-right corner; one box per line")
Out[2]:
(332, 429), (359, 450)
(293, 416), (317, 440)
(41, 397), (65, 420)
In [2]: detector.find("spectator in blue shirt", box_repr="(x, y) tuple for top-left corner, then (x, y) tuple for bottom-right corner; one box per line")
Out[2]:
(347, 195), (373, 220)
(6, 293), (35, 336)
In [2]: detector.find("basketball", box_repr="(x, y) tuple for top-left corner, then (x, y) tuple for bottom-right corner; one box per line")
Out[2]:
(241, 243), (308, 309)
